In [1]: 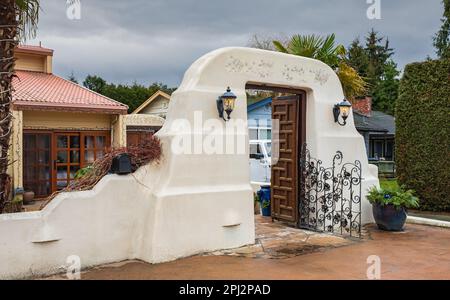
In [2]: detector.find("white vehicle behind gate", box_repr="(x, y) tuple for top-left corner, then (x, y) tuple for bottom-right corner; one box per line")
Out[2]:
(249, 140), (272, 184)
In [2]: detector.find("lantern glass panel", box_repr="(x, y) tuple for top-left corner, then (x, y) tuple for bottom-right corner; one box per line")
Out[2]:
(340, 106), (350, 118)
(223, 97), (235, 111)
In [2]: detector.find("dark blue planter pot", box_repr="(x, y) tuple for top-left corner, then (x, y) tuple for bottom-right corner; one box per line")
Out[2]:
(257, 186), (271, 217)
(261, 204), (271, 217)
(372, 203), (407, 231)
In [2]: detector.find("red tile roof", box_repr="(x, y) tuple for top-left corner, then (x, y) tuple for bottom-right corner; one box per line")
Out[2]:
(16, 45), (54, 56)
(12, 70), (128, 114)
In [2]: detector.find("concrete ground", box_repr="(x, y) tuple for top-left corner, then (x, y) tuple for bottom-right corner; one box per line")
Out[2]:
(48, 216), (450, 280)
(409, 209), (450, 222)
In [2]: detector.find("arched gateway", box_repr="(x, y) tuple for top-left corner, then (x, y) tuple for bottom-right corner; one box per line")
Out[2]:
(0, 47), (379, 278)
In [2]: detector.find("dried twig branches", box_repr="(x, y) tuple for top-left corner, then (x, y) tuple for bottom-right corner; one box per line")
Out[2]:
(39, 135), (162, 210)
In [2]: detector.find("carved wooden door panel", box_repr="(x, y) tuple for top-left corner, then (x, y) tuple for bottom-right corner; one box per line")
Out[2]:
(271, 95), (301, 224)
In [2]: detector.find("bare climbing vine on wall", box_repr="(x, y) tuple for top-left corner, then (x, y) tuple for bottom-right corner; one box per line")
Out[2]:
(39, 135), (162, 210)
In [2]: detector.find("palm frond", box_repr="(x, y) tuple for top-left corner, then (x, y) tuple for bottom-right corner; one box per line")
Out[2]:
(317, 34), (346, 67)
(335, 45), (346, 57)
(272, 40), (288, 53)
(293, 34), (323, 57)
(319, 34), (336, 56)
(273, 32), (368, 99)
(15, 0), (40, 41)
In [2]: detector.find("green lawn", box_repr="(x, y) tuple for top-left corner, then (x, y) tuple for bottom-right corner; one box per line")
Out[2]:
(379, 178), (400, 191)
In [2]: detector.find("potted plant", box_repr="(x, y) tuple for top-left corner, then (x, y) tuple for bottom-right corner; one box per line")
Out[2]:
(367, 186), (419, 231)
(257, 186), (271, 217)
(260, 198), (271, 217)
(74, 165), (93, 179)
(23, 190), (35, 205)
(253, 192), (261, 215)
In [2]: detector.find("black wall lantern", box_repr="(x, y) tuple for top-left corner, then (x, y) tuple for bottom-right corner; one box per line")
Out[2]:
(217, 87), (237, 121)
(333, 99), (352, 126)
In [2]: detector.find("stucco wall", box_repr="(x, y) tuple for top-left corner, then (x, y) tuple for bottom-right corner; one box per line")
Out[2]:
(0, 47), (378, 279)
(23, 111), (112, 130)
(0, 168), (153, 278)
(15, 53), (49, 73)
(124, 114), (165, 127)
(0, 161), (254, 278)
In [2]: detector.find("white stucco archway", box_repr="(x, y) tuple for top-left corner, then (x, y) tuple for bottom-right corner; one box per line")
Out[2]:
(0, 47), (378, 279)
(144, 47), (378, 261)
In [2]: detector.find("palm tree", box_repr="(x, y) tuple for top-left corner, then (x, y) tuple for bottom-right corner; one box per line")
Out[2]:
(273, 34), (367, 99)
(0, 0), (40, 213)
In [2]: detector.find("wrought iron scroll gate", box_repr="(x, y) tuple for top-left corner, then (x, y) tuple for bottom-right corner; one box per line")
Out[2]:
(298, 144), (362, 238)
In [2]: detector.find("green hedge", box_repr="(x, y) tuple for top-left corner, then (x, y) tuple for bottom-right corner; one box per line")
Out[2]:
(396, 59), (450, 211)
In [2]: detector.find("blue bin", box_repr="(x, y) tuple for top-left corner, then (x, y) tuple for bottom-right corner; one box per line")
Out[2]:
(257, 186), (271, 217)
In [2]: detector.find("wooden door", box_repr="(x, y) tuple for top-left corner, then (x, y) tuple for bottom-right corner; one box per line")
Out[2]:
(127, 131), (141, 148)
(126, 131), (154, 147)
(23, 130), (110, 197)
(270, 94), (305, 224)
(52, 131), (110, 193)
(126, 126), (159, 148)
(23, 132), (52, 197)
(53, 132), (81, 192)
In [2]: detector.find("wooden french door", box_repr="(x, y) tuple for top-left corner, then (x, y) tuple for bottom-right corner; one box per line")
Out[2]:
(270, 94), (306, 225)
(23, 130), (110, 197)
(52, 131), (110, 192)
(23, 132), (52, 197)
(53, 132), (81, 191)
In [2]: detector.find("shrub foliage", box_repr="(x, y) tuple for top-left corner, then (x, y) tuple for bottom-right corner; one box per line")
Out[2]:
(367, 186), (419, 209)
(396, 59), (450, 211)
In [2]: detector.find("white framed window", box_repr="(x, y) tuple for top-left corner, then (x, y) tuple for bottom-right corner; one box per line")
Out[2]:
(249, 126), (272, 140)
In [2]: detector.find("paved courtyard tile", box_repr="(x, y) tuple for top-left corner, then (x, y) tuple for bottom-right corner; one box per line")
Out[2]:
(44, 216), (450, 280)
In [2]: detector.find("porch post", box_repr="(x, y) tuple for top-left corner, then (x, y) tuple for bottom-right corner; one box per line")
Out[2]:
(9, 110), (23, 190)
(112, 114), (127, 148)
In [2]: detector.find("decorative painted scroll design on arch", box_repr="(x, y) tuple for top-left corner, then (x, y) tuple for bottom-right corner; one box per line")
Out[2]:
(224, 55), (331, 85)
(310, 68), (330, 85)
(282, 64), (330, 85)
(225, 56), (274, 79)
(282, 64), (305, 82)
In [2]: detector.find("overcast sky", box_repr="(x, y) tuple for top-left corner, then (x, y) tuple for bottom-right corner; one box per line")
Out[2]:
(29, 0), (444, 87)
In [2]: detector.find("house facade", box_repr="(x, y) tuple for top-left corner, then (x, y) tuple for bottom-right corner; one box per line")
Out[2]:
(247, 97), (272, 141)
(126, 90), (169, 146)
(132, 90), (171, 118)
(247, 96), (396, 163)
(9, 45), (129, 198)
(351, 97), (395, 161)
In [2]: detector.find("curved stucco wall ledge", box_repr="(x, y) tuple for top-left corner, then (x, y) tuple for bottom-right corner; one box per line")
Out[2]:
(0, 47), (378, 279)
(0, 165), (159, 279)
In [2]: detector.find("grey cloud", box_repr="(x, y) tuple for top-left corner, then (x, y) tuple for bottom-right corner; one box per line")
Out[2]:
(30, 0), (444, 86)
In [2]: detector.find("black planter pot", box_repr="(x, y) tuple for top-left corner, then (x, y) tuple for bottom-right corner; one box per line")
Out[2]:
(372, 203), (407, 231)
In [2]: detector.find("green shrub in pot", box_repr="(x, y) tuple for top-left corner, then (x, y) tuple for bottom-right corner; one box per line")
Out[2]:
(367, 186), (419, 231)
